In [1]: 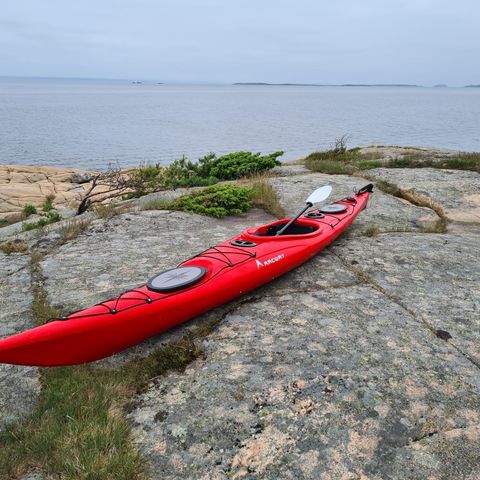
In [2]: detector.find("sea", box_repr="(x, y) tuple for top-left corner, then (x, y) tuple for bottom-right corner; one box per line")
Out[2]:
(1, 78), (479, 170)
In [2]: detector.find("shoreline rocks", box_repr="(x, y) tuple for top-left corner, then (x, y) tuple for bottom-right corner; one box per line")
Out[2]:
(0, 164), (96, 221)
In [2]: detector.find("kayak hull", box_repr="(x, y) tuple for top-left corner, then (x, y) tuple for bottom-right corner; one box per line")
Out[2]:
(0, 188), (371, 366)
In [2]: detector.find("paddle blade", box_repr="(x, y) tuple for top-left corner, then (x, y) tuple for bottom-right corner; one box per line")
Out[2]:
(306, 185), (332, 205)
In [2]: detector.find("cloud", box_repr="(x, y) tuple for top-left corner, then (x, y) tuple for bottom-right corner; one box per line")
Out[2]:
(0, 0), (479, 84)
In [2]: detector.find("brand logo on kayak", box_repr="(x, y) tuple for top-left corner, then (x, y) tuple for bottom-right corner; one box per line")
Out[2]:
(256, 253), (285, 269)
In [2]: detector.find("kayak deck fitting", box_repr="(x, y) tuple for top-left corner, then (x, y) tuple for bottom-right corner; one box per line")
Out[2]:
(0, 184), (373, 366)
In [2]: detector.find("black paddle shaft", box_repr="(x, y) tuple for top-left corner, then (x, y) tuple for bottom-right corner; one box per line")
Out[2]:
(275, 202), (313, 236)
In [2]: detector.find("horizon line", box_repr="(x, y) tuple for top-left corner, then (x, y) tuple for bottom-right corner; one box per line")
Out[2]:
(0, 75), (478, 88)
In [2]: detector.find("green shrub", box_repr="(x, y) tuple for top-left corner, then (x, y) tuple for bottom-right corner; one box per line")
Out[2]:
(42, 194), (55, 212)
(23, 211), (62, 231)
(163, 155), (218, 189)
(208, 151), (283, 180)
(172, 184), (253, 218)
(23, 204), (37, 217)
(163, 151), (283, 186)
(126, 151), (283, 198)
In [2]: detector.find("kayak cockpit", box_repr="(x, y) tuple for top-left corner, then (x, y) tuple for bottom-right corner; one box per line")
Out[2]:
(255, 222), (317, 236)
(240, 218), (322, 241)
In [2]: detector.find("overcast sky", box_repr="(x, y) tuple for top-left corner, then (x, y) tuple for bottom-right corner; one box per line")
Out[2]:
(1, 0), (479, 85)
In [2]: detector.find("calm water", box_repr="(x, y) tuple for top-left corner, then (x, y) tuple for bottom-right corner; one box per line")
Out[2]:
(1, 78), (479, 170)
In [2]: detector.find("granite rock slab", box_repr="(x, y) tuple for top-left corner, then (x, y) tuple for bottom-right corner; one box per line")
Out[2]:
(366, 168), (480, 224)
(268, 173), (436, 233)
(130, 282), (480, 479)
(333, 232), (480, 367)
(0, 253), (40, 431)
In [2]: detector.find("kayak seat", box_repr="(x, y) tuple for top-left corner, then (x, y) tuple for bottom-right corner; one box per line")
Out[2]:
(256, 222), (317, 236)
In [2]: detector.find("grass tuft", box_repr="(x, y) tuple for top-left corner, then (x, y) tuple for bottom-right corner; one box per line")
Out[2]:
(250, 181), (286, 219)
(364, 227), (380, 237)
(140, 197), (173, 211)
(0, 240), (28, 255)
(58, 219), (91, 244)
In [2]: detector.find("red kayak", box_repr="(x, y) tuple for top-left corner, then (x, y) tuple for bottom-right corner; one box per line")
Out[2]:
(0, 184), (373, 366)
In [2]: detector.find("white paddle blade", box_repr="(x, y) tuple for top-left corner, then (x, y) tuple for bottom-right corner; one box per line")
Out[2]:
(306, 185), (332, 205)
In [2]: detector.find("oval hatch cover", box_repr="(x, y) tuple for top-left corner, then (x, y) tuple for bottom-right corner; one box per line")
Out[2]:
(147, 266), (207, 293)
(319, 204), (348, 214)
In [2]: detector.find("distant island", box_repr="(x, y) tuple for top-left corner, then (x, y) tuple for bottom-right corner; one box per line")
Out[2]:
(233, 82), (421, 87)
(465, 84), (480, 88)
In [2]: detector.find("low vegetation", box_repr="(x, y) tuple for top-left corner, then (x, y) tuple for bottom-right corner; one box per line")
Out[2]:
(58, 219), (92, 244)
(41, 194), (56, 212)
(78, 151), (283, 214)
(142, 180), (286, 219)
(94, 203), (121, 219)
(0, 240), (28, 254)
(140, 197), (172, 211)
(305, 139), (480, 175)
(304, 136), (360, 174)
(158, 184), (253, 218)
(22, 211), (62, 232)
(22, 204), (37, 217)
(364, 226), (380, 237)
(250, 181), (286, 218)
(384, 151), (480, 172)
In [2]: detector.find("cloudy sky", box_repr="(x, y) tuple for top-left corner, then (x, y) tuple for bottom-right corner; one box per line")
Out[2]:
(1, 0), (479, 85)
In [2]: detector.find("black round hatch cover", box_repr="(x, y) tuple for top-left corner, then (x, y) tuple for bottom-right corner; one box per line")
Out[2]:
(231, 239), (256, 247)
(304, 211), (325, 219)
(319, 204), (348, 214)
(147, 266), (207, 293)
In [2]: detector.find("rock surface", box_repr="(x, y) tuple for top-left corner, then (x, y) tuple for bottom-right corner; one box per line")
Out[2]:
(366, 168), (480, 224)
(269, 173), (438, 233)
(333, 232), (480, 366)
(0, 253), (40, 431)
(0, 164), (94, 221)
(1, 153), (479, 479)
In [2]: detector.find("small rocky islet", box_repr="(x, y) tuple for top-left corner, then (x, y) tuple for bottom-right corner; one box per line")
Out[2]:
(0, 146), (479, 479)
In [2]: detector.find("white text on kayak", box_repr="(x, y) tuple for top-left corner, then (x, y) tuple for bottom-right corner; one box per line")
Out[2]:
(256, 253), (285, 269)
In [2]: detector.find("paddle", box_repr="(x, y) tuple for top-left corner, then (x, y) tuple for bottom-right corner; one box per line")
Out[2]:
(276, 185), (332, 236)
